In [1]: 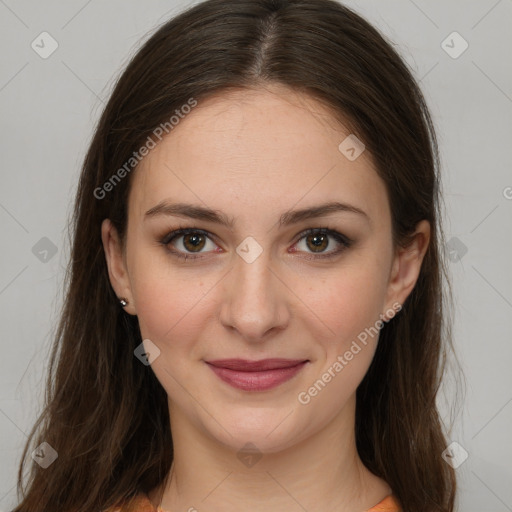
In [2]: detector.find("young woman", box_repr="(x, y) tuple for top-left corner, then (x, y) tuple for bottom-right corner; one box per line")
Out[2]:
(12, 0), (460, 511)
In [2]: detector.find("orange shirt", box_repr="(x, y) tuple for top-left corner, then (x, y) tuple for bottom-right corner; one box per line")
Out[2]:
(367, 495), (402, 511)
(107, 492), (402, 511)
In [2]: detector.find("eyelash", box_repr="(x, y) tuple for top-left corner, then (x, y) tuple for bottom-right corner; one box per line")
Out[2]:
(159, 226), (353, 261)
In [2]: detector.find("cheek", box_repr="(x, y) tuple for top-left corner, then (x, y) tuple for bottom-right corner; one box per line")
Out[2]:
(300, 259), (389, 348)
(130, 261), (209, 345)
(294, 265), (388, 414)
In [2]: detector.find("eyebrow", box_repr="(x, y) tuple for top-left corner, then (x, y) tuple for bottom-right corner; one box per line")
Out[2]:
(144, 200), (370, 228)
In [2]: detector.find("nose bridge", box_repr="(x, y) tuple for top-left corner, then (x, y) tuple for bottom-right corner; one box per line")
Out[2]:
(220, 242), (287, 341)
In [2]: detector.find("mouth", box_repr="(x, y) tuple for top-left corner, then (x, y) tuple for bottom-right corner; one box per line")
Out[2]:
(205, 358), (309, 391)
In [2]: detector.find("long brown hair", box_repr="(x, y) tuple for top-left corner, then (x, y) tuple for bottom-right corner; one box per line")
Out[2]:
(13, 1), (463, 511)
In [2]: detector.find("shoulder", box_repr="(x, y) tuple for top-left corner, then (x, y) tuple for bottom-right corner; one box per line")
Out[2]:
(366, 494), (402, 512)
(103, 492), (157, 512)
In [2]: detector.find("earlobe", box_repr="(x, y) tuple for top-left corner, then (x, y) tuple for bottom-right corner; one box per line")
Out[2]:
(101, 219), (136, 315)
(384, 220), (430, 314)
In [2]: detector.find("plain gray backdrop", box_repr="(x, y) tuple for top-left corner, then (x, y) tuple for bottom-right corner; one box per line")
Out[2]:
(1, 0), (511, 510)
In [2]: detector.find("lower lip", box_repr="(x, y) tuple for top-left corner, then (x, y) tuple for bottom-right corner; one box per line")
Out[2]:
(207, 361), (308, 391)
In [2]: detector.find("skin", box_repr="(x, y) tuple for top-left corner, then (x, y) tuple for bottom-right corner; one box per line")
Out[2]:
(102, 84), (430, 512)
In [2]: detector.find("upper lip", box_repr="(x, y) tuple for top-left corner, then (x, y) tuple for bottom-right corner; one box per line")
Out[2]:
(205, 358), (308, 371)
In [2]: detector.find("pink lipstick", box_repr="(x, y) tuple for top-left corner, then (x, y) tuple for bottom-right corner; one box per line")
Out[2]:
(205, 358), (308, 391)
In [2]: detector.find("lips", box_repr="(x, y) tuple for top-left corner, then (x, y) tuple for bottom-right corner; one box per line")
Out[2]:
(205, 358), (308, 391)
(207, 358), (306, 371)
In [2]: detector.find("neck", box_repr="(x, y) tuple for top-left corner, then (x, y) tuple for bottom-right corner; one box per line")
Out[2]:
(150, 394), (391, 512)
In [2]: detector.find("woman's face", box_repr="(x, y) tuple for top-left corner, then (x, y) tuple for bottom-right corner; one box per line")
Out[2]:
(103, 85), (428, 453)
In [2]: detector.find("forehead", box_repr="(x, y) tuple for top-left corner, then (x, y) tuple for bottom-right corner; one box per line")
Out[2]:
(129, 86), (390, 229)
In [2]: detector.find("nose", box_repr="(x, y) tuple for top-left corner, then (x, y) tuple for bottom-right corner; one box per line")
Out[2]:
(219, 248), (290, 343)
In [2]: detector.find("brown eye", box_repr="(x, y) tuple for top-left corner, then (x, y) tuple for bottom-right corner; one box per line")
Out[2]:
(161, 228), (217, 259)
(305, 233), (329, 253)
(182, 233), (206, 252)
(161, 227), (352, 262)
(293, 228), (352, 259)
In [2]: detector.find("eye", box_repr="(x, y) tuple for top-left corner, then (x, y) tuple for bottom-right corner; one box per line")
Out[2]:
(160, 228), (218, 260)
(160, 227), (353, 261)
(291, 228), (352, 260)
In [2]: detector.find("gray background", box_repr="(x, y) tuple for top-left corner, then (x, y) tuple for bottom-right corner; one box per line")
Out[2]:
(0, 0), (511, 510)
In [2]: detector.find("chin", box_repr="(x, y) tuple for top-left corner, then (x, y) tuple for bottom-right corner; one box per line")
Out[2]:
(204, 406), (307, 455)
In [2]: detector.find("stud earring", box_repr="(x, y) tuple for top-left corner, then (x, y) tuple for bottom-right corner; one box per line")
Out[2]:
(119, 298), (128, 307)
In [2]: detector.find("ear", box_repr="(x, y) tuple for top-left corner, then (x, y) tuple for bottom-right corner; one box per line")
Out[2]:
(101, 219), (137, 315)
(383, 220), (430, 318)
